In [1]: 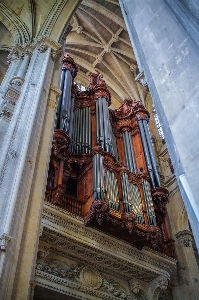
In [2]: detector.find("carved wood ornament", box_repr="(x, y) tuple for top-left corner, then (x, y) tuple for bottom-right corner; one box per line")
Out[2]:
(45, 56), (175, 257)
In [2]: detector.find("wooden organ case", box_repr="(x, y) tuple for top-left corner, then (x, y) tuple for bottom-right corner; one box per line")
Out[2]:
(45, 55), (175, 258)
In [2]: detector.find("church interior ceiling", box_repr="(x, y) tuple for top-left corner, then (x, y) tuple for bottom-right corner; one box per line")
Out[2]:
(66, 0), (144, 108)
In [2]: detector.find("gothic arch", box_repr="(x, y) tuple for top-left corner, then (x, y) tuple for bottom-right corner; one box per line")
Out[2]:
(0, 2), (31, 45)
(38, 0), (80, 43)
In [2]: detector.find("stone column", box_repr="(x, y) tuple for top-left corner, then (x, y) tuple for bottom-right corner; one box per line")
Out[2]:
(173, 230), (199, 300)
(0, 38), (61, 299)
(119, 0), (199, 251)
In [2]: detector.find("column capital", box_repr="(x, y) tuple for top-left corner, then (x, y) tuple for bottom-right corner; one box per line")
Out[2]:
(135, 71), (148, 89)
(175, 230), (193, 247)
(8, 36), (62, 63)
(0, 233), (12, 251)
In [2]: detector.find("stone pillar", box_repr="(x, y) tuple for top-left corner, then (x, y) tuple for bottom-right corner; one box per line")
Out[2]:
(173, 230), (199, 300)
(0, 38), (61, 299)
(119, 0), (199, 251)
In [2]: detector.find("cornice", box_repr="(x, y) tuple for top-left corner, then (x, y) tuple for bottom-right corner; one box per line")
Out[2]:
(42, 202), (176, 281)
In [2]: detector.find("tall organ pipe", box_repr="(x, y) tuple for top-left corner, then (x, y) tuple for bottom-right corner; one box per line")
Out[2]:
(102, 98), (109, 151)
(69, 96), (74, 137)
(71, 107), (91, 154)
(142, 179), (156, 225)
(96, 97), (116, 156)
(142, 120), (160, 186)
(56, 68), (66, 129)
(138, 120), (155, 187)
(85, 107), (89, 153)
(88, 107), (91, 152)
(123, 131), (137, 173)
(60, 70), (73, 131)
(125, 131), (134, 172)
(111, 129), (118, 161)
(127, 131), (137, 173)
(93, 153), (104, 200)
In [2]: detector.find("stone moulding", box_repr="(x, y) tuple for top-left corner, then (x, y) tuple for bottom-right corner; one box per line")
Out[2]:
(41, 203), (176, 279)
(35, 269), (123, 300)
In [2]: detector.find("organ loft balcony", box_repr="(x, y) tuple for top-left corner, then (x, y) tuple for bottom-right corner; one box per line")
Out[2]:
(45, 55), (175, 258)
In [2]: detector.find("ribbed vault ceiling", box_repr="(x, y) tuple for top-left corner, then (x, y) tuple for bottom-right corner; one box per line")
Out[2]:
(66, 0), (144, 108)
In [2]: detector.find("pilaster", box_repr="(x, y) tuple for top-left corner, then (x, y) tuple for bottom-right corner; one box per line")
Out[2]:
(0, 37), (61, 299)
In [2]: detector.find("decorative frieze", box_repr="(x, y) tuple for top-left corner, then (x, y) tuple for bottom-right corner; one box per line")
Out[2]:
(35, 260), (133, 299)
(42, 204), (176, 278)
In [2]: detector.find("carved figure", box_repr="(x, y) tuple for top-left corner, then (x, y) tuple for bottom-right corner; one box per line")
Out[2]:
(129, 279), (141, 294)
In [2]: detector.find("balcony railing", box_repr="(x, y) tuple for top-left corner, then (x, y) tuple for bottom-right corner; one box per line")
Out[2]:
(45, 187), (82, 216)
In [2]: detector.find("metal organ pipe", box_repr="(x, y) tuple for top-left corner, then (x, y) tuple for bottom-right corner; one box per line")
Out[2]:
(60, 70), (73, 131)
(122, 131), (137, 173)
(121, 173), (144, 222)
(56, 68), (66, 129)
(142, 120), (161, 187)
(127, 131), (137, 173)
(111, 129), (118, 161)
(96, 97), (117, 157)
(71, 107), (91, 154)
(121, 173), (129, 213)
(69, 96), (74, 137)
(125, 131), (134, 172)
(138, 120), (155, 187)
(93, 154), (104, 200)
(85, 107), (88, 153)
(142, 179), (156, 225)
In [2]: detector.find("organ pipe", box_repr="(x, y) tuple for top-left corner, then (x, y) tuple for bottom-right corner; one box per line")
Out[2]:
(47, 66), (174, 257)
(142, 120), (160, 186)
(56, 54), (77, 132)
(93, 154), (104, 200)
(138, 120), (155, 187)
(71, 107), (91, 154)
(142, 179), (156, 225)
(122, 131), (136, 173)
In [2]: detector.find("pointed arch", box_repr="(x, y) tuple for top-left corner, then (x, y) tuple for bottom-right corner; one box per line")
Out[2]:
(0, 2), (31, 45)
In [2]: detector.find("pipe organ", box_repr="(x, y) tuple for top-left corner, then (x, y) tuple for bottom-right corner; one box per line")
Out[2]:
(45, 54), (175, 257)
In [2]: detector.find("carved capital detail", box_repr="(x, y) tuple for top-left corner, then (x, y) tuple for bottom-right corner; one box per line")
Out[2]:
(0, 233), (12, 251)
(176, 230), (193, 247)
(135, 71), (148, 89)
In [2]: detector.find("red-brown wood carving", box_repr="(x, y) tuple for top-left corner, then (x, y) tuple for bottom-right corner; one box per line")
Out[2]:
(45, 62), (175, 257)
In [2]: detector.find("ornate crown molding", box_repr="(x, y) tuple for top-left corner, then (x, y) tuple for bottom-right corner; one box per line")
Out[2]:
(41, 203), (176, 278)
